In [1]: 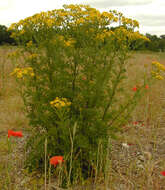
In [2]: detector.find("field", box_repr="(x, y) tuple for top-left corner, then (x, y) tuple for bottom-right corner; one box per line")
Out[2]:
(1, 45), (165, 189)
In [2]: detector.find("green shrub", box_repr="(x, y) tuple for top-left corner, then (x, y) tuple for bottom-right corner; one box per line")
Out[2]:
(9, 4), (150, 186)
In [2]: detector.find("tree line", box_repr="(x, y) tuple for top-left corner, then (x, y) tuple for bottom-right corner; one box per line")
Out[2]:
(0, 25), (15, 45)
(0, 24), (165, 52)
(135, 33), (165, 52)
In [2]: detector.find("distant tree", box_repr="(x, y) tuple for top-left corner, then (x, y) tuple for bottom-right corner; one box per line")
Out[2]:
(127, 32), (165, 52)
(0, 24), (15, 45)
(160, 35), (165, 39)
(144, 33), (160, 51)
(159, 35), (165, 52)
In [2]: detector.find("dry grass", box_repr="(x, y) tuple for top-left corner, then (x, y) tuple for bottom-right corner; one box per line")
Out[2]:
(1, 45), (165, 189)
(0, 46), (28, 132)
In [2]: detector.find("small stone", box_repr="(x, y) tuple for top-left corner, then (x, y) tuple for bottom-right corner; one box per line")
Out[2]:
(122, 143), (129, 149)
(137, 164), (144, 169)
(143, 151), (152, 160)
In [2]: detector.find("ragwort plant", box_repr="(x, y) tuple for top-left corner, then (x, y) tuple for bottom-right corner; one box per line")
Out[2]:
(9, 4), (150, 186)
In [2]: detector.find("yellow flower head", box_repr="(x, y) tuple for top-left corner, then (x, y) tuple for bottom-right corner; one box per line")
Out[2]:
(50, 97), (71, 108)
(11, 67), (35, 79)
(26, 41), (33, 47)
(152, 61), (165, 71)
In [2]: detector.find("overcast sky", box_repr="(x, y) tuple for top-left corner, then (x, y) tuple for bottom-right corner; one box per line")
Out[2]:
(0, 0), (164, 36)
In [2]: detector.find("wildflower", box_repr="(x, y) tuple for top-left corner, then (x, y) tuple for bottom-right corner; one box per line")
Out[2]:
(50, 156), (64, 167)
(11, 67), (35, 78)
(50, 97), (71, 108)
(82, 76), (87, 80)
(8, 50), (20, 58)
(132, 86), (137, 92)
(30, 73), (35, 77)
(8, 130), (23, 138)
(160, 171), (165, 176)
(26, 40), (33, 47)
(64, 38), (76, 47)
(46, 18), (54, 27)
(152, 61), (165, 71)
(76, 18), (85, 25)
(28, 53), (38, 60)
(133, 121), (144, 127)
(145, 85), (149, 89)
(144, 64), (148, 68)
(128, 143), (134, 146)
(155, 75), (164, 80)
(19, 29), (25, 35)
(133, 121), (138, 125)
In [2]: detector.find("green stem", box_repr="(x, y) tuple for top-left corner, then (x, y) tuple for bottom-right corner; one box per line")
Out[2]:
(45, 138), (47, 190)
(7, 137), (12, 189)
(102, 62), (124, 120)
(108, 89), (141, 128)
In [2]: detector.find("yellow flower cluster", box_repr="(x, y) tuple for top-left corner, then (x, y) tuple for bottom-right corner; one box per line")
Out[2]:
(101, 11), (115, 20)
(113, 27), (149, 43)
(155, 75), (164, 80)
(75, 17), (85, 25)
(152, 61), (165, 71)
(52, 35), (64, 44)
(11, 67), (35, 78)
(27, 53), (38, 60)
(151, 71), (164, 80)
(46, 18), (55, 27)
(64, 38), (76, 47)
(8, 50), (21, 58)
(8, 4), (148, 47)
(50, 97), (71, 108)
(122, 17), (139, 28)
(52, 35), (76, 47)
(96, 30), (114, 41)
(26, 40), (33, 47)
(128, 31), (150, 42)
(151, 61), (165, 80)
(8, 4), (139, 38)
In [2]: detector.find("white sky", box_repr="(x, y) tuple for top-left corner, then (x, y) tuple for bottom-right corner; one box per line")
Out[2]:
(0, 0), (164, 36)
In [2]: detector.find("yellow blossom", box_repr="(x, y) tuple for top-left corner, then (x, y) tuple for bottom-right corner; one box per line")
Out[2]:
(50, 97), (71, 108)
(76, 18), (85, 25)
(64, 38), (76, 47)
(155, 75), (164, 80)
(8, 50), (21, 58)
(26, 41), (33, 47)
(46, 18), (54, 27)
(152, 61), (165, 71)
(19, 29), (25, 35)
(11, 67), (35, 79)
(28, 54), (38, 60)
(8, 4), (148, 47)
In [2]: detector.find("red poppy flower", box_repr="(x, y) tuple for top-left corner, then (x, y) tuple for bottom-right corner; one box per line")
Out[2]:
(50, 156), (64, 167)
(133, 121), (138, 125)
(82, 76), (87, 80)
(145, 85), (149, 89)
(132, 86), (137, 92)
(161, 171), (165, 176)
(128, 143), (134, 146)
(8, 130), (23, 138)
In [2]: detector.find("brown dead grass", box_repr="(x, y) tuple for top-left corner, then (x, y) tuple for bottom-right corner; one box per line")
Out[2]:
(0, 46), (28, 133)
